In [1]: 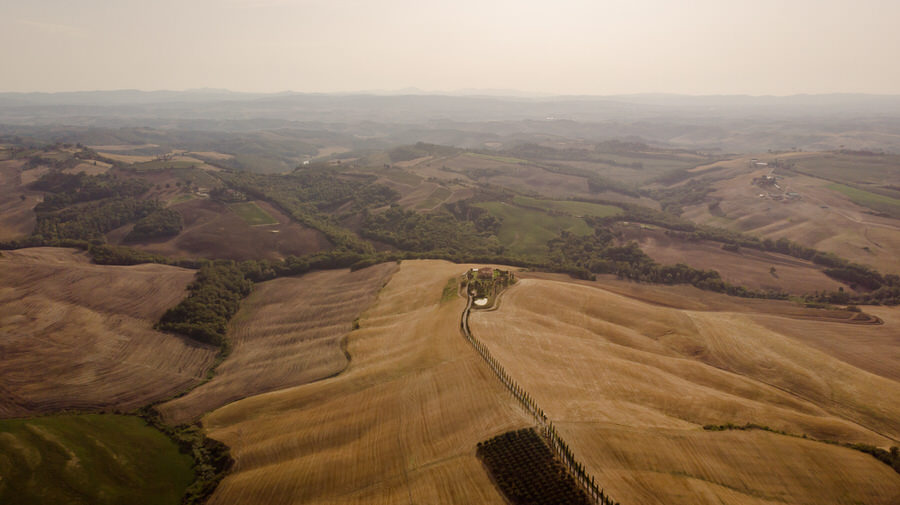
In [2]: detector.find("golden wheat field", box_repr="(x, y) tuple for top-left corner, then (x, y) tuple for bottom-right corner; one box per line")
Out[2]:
(0, 248), (218, 417)
(469, 276), (900, 505)
(202, 260), (533, 505)
(158, 263), (399, 424)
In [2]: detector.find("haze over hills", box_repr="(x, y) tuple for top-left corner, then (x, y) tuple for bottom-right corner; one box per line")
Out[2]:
(1, 89), (899, 505)
(3, 0), (900, 502)
(3, 90), (900, 153)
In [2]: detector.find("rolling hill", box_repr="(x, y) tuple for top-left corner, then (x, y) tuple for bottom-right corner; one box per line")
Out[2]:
(0, 248), (218, 417)
(469, 275), (900, 505)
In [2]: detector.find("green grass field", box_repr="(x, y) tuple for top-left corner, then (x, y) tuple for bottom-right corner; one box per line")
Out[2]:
(827, 183), (900, 218)
(229, 201), (278, 225)
(512, 196), (621, 218)
(0, 414), (194, 505)
(475, 201), (592, 258)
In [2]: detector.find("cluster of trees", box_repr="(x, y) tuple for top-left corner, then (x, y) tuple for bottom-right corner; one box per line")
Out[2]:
(477, 429), (611, 505)
(361, 206), (503, 257)
(31, 172), (149, 212)
(157, 263), (252, 348)
(645, 178), (716, 215)
(12, 170), (169, 245)
(34, 197), (161, 242)
(124, 208), (183, 242)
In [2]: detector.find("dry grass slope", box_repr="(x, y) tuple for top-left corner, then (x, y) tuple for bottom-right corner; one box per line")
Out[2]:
(203, 261), (533, 505)
(158, 263), (399, 424)
(0, 248), (218, 417)
(470, 277), (900, 505)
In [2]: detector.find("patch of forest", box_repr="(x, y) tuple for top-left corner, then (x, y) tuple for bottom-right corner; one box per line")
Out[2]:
(360, 205), (502, 257)
(157, 262), (252, 349)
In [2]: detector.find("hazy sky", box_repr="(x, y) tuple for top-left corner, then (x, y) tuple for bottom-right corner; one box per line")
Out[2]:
(2, 0), (898, 95)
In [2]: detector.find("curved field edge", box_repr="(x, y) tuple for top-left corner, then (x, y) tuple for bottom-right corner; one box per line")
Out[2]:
(201, 260), (534, 505)
(0, 414), (194, 505)
(0, 247), (219, 417)
(158, 262), (399, 424)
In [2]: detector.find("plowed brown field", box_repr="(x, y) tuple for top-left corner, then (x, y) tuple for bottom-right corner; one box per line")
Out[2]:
(203, 261), (532, 505)
(158, 263), (399, 423)
(0, 248), (218, 417)
(470, 277), (900, 505)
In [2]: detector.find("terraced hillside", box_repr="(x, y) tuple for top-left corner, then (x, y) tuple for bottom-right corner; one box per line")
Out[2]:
(203, 261), (532, 505)
(0, 248), (218, 417)
(470, 276), (900, 505)
(158, 263), (398, 423)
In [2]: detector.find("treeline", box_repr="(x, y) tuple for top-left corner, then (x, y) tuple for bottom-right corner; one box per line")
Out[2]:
(137, 407), (233, 505)
(157, 263), (252, 349)
(703, 423), (900, 476)
(88, 243), (202, 268)
(547, 230), (788, 299)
